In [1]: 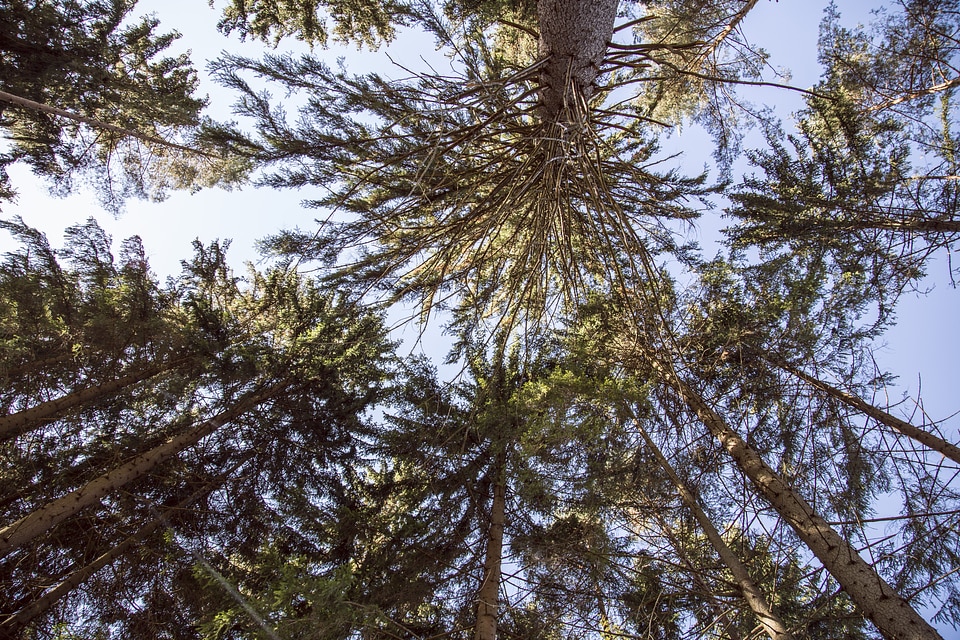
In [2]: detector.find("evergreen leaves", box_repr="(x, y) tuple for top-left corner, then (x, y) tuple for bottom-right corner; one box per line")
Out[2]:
(3, 0), (960, 638)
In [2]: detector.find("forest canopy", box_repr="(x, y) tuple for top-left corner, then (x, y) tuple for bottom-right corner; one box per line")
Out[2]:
(2, 0), (960, 639)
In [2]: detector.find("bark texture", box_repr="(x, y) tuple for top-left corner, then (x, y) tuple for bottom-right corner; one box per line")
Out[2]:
(649, 357), (943, 640)
(474, 458), (506, 640)
(0, 382), (283, 558)
(537, 0), (618, 122)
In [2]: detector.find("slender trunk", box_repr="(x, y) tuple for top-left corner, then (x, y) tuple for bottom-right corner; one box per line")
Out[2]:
(773, 359), (960, 466)
(822, 211), (960, 234)
(867, 217), (960, 234)
(0, 460), (245, 632)
(770, 206), (960, 235)
(0, 381), (284, 558)
(690, 0), (761, 69)
(1, 352), (73, 381)
(0, 360), (180, 441)
(636, 422), (794, 640)
(595, 584), (616, 639)
(648, 355), (942, 640)
(537, 0), (619, 122)
(868, 76), (960, 112)
(650, 510), (743, 640)
(474, 453), (506, 640)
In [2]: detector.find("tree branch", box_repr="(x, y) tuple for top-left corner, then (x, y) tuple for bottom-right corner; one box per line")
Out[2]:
(0, 89), (213, 157)
(867, 76), (960, 112)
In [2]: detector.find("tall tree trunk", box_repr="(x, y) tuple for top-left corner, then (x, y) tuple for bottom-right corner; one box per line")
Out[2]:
(0, 459), (246, 633)
(0, 360), (180, 441)
(0, 381), (285, 558)
(771, 358), (960, 466)
(650, 510), (743, 640)
(636, 421), (794, 640)
(647, 355), (943, 640)
(537, 0), (619, 122)
(474, 452), (506, 640)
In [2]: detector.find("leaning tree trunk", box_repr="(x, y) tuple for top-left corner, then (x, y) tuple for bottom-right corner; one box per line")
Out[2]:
(647, 355), (943, 640)
(0, 457), (247, 634)
(636, 421), (794, 640)
(475, 452), (506, 640)
(650, 509), (744, 640)
(0, 381), (285, 558)
(0, 360), (181, 441)
(537, 0), (619, 123)
(0, 89), (209, 156)
(770, 358), (960, 466)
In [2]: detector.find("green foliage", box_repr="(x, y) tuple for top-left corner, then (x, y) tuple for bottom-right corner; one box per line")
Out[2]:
(726, 90), (944, 306)
(217, 45), (710, 334)
(728, 1), (960, 304)
(0, 221), (394, 638)
(215, 0), (417, 48)
(6, 0), (960, 638)
(0, 0), (246, 210)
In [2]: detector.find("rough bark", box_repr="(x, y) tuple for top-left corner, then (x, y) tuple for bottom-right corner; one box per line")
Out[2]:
(774, 359), (960, 466)
(0, 382), (284, 558)
(0, 362), (173, 441)
(648, 356), (943, 640)
(537, 0), (619, 122)
(636, 422), (794, 640)
(474, 454), (506, 640)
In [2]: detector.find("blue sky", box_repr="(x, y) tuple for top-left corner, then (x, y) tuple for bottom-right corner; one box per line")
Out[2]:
(2, 0), (956, 428)
(2, 0), (960, 634)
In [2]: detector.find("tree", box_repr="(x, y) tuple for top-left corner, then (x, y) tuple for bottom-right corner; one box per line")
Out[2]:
(210, 0), (790, 329)
(0, 229), (393, 638)
(7, 0), (960, 637)
(727, 1), (960, 306)
(0, 0), (248, 210)
(634, 416), (794, 640)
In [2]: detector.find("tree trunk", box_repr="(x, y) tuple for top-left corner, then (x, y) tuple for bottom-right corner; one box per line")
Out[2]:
(1, 352), (73, 382)
(537, 0), (619, 122)
(0, 462), (242, 633)
(0, 361), (177, 441)
(773, 358), (960, 466)
(648, 355), (943, 640)
(474, 453), (506, 640)
(650, 510), (744, 640)
(0, 381), (285, 558)
(690, 0), (761, 68)
(636, 421), (794, 640)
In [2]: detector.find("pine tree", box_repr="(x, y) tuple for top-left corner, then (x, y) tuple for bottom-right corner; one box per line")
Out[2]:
(0, 0), (249, 210)
(0, 229), (393, 637)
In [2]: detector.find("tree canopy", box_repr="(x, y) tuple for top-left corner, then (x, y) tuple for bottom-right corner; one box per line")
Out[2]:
(2, 0), (960, 639)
